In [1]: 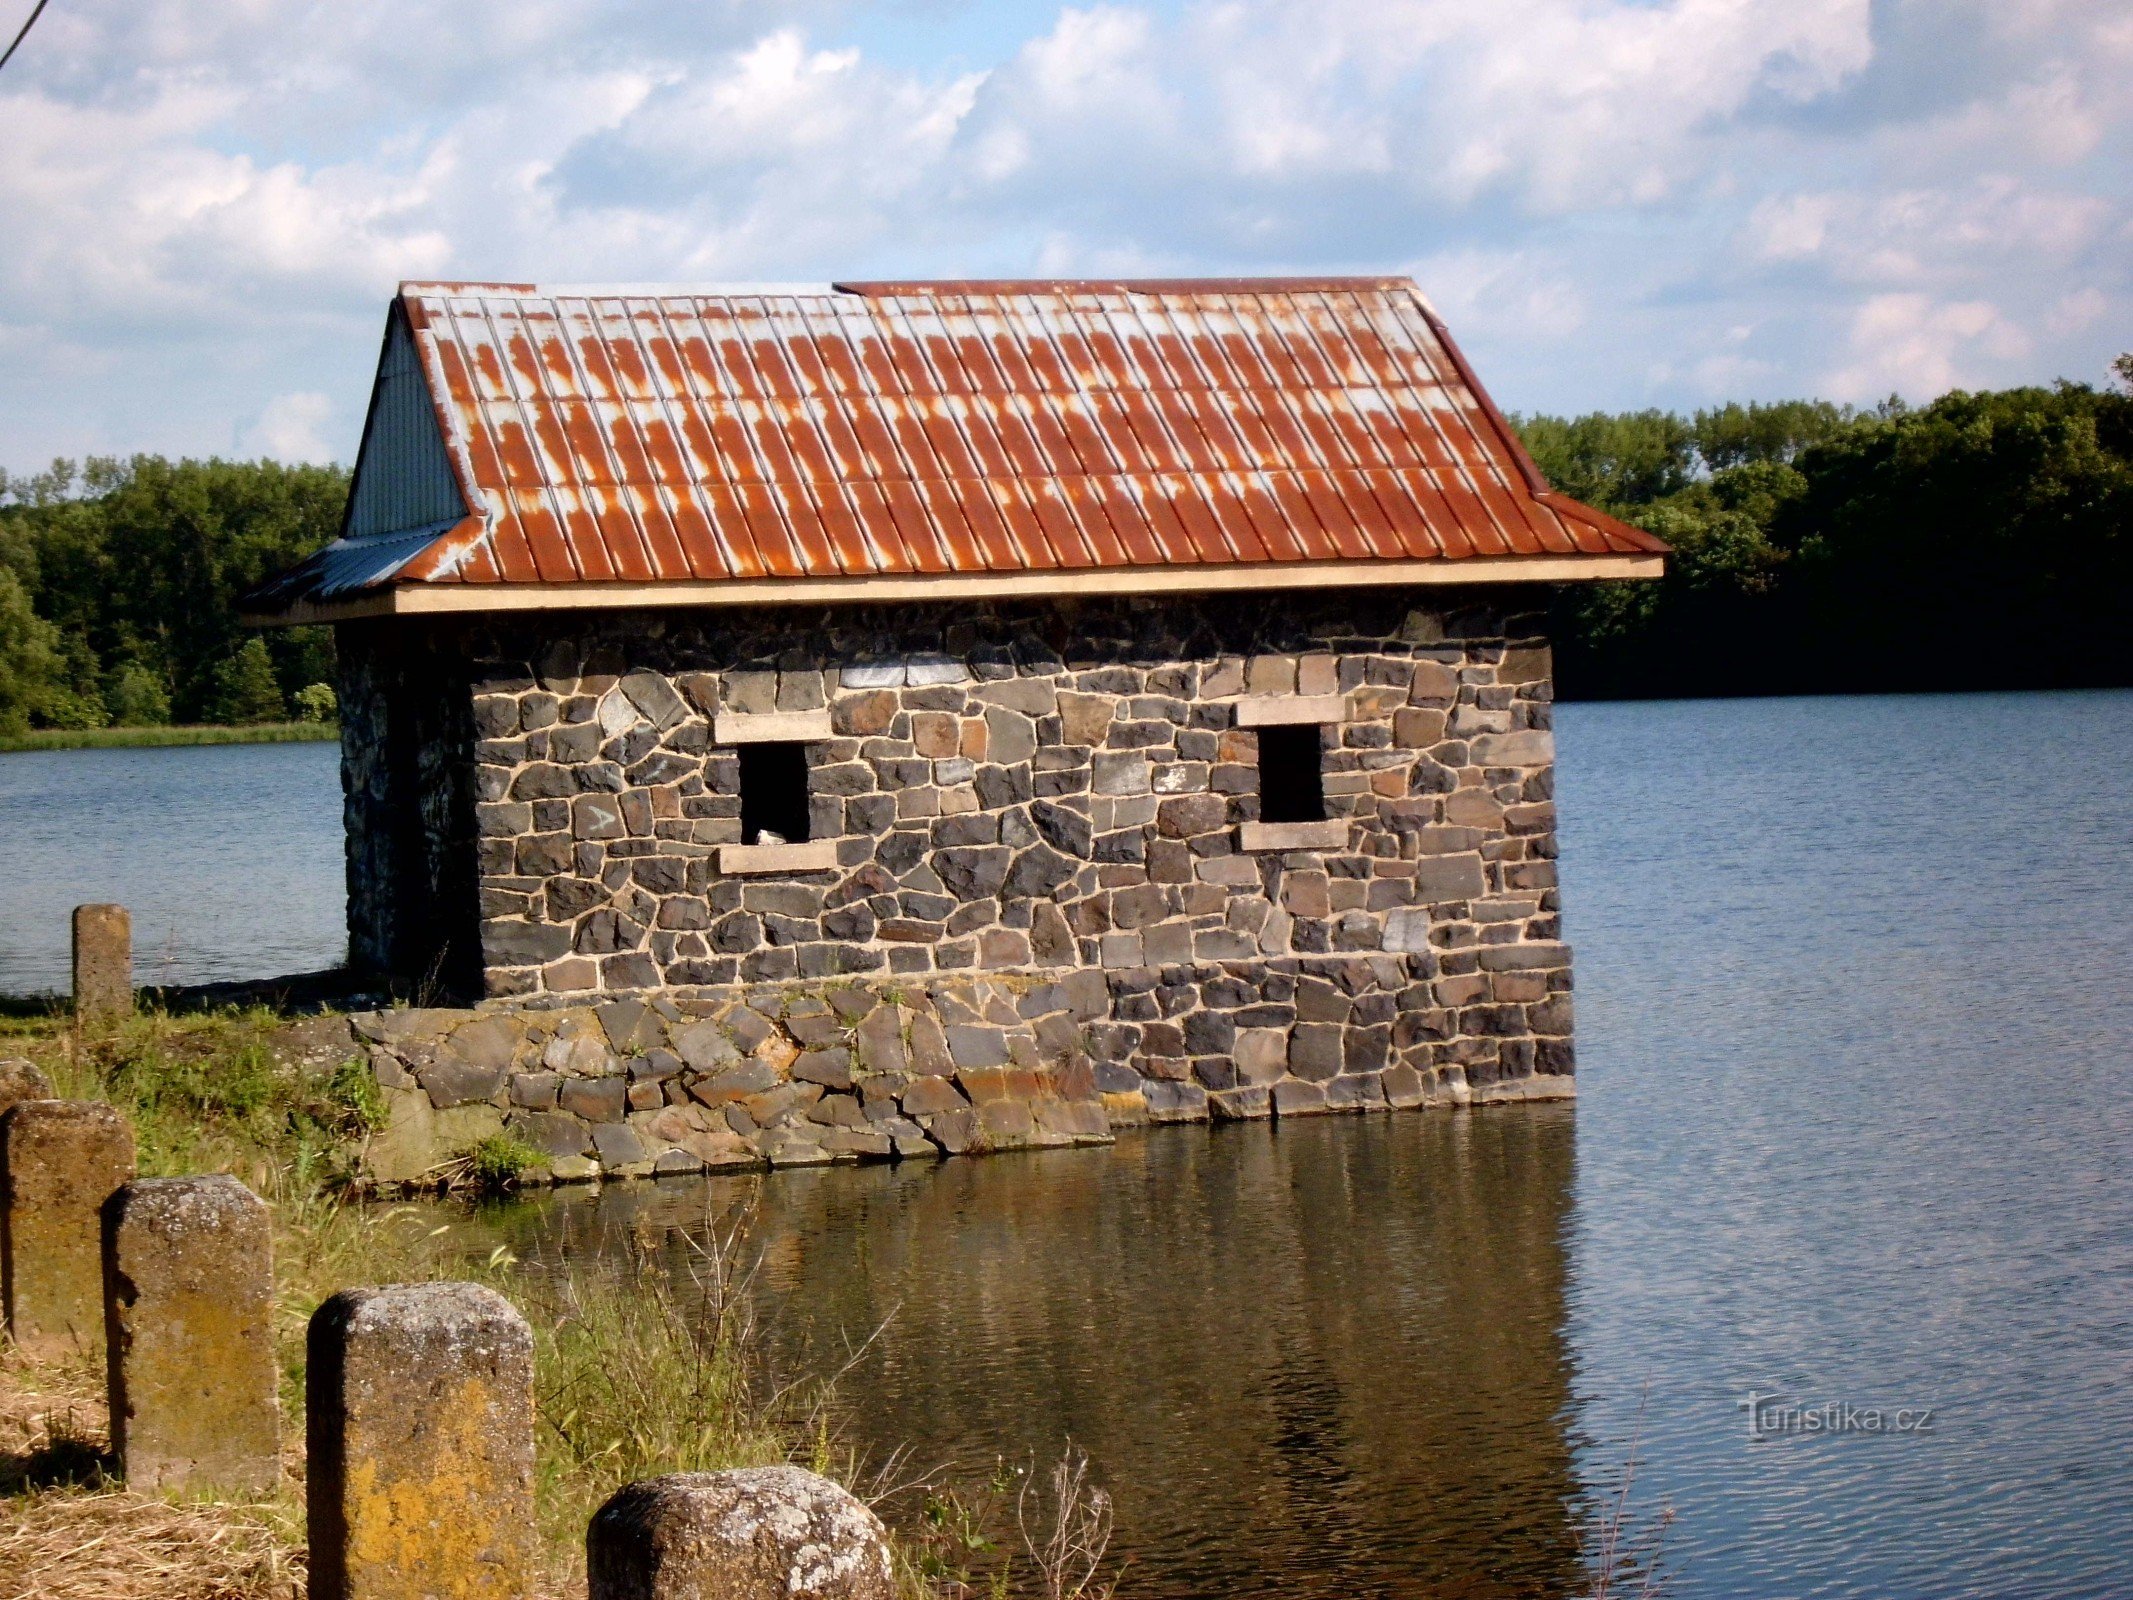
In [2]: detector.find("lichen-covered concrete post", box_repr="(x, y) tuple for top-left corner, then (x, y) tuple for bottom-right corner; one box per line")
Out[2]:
(1, 1100), (136, 1358)
(587, 1468), (896, 1600)
(102, 1175), (279, 1495)
(72, 904), (133, 1020)
(307, 1281), (535, 1600)
(0, 1059), (52, 1118)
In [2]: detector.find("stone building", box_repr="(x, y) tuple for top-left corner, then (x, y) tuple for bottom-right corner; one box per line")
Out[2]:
(248, 278), (1662, 1168)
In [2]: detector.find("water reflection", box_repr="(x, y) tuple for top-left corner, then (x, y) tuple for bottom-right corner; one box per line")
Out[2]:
(493, 1111), (1586, 1599)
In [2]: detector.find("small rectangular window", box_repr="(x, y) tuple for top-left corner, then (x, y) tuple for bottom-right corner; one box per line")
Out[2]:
(739, 742), (811, 845)
(1257, 723), (1326, 824)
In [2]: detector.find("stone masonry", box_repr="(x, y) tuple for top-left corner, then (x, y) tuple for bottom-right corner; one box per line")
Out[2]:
(349, 978), (1571, 1187)
(334, 590), (1574, 1167)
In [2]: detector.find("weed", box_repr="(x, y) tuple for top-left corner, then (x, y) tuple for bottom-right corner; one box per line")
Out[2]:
(443, 1133), (545, 1196)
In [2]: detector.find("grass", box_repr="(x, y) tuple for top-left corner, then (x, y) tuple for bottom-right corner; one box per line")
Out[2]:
(0, 1009), (1120, 1600)
(5, 1007), (381, 1191)
(0, 723), (338, 753)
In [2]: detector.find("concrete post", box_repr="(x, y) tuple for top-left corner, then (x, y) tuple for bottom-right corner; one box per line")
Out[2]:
(73, 903), (133, 1020)
(307, 1282), (535, 1600)
(1, 1100), (136, 1358)
(0, 1059), (53, 1118)
(587, 1468), (896, 1600)
(103, 1175), (279, 1495)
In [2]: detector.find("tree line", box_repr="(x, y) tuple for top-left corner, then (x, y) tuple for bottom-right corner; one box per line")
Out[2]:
(1, 370), (2128, 734)
(0, 456), (345, 733)
(1517, 364), (2133, 697)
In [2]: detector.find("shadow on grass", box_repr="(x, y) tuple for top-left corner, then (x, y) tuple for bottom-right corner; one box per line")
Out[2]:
(1, 968), (396, 1023)
(0, 1428), (114, 1495)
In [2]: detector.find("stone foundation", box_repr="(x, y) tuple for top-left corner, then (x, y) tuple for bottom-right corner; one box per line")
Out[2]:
(350, 969), (1571, 1188)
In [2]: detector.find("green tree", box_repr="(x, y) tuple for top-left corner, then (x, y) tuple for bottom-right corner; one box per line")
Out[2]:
(108, 661), (173, 726)
(294, 681), (338, 723)
(37, 630), (111, 728)
(0, 454), (347, 721)
(0, 566), (63, 735)
(1512, 408), (1698, 509)
(1526, 384), (2133, 696)
(1691, 399), (1853, 469)
(208, 637), (287, 723)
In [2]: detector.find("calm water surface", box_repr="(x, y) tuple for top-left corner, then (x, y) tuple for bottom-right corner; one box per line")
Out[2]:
(481, 689), (2133, 1599)
(8, 694), (2131, 1595)
(0, 741), (346, 992)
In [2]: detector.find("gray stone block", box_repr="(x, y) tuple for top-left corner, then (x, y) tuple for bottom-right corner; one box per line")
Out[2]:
(588, 1467), (894, 1600)
(592, 1124), (652, 1169)
(1287, 1024), (1344, 1081)
(72, 903), (132, 1020)
(945, 1025), (1009, 1068)
(0, 1059), (52, 1119)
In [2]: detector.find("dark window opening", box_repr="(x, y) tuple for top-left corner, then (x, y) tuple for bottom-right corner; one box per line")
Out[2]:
(739, 742), (812, 845)
(1257, 723), (1327, 824)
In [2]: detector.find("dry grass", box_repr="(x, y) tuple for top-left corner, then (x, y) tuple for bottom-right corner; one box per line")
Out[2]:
(0, 1490), (300, 1600)
(0, 1344), (301, 1600)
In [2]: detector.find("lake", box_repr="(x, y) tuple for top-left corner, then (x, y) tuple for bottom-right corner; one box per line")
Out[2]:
(7, 692), (2132, 1596)
(0, 741), (347, 994)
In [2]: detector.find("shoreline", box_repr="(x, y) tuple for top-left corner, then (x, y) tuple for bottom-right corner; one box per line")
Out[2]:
(0, 722), (338, 753)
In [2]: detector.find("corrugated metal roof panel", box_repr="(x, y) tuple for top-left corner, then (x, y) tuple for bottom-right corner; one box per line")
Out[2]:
(254, 276), (1664, 611)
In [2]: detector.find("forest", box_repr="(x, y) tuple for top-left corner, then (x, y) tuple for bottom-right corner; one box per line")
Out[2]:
(1520, 365), (2133, 698)
(0, 371), (2128, 733)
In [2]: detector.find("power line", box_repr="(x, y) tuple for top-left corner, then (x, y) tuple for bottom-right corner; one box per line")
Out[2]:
(0, 0), (51, 76)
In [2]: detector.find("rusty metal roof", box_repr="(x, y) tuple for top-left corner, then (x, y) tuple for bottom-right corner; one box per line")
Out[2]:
(250, 276), (1662, 614)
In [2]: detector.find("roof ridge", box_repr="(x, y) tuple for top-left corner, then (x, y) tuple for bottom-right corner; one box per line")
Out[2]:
(397, 275), (1420, 301)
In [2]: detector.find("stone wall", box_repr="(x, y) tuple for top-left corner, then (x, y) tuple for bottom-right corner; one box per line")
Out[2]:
(336, 589), (1575, 1152)
(338, 621), (483, 991)
(350, 980), (1571, 1187)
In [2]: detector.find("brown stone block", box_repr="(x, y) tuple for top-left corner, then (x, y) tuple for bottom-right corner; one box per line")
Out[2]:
(1099, 1088), (1149, 1126)
(1271, 1078), (1329, 1116)
(977, 1099), (1036, 1146)
(2, 1100), (135, 1358)
(73, 903), (133, 1020)
(1408, 660), (1458, 704)
(102, 1175), (279, 1495)
(832, 690), (897, 736)
(308, 1282), (534, 1600)
(911, 711), (959, 757)
(1498, 645), (1553, 685)
(1032, 1097), (1110, 1141)
(588, 1467), (894, 1600)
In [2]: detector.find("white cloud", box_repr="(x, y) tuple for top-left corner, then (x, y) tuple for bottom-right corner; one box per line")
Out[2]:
(239, 392), (337, 462)
(2045, 286), (2108, 337)
(0, 0), (2128, 463)
(1824, 294), (2034, 400)
(1745, 179), (2110, 285)
(1405, 249), (1588, 342)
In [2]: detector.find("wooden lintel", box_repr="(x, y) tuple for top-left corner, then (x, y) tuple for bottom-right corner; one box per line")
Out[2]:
(712, 710), (834, 745)
(716, 840), (840, 876)
(1236, 693), (1348, 728)
(244, 553), (1665, 627)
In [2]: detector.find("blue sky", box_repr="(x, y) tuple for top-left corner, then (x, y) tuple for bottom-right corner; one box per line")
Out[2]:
(0, 0), (2125, 466)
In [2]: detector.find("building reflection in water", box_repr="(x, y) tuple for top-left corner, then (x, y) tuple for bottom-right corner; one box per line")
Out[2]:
(494, 1109), (1584, 1599)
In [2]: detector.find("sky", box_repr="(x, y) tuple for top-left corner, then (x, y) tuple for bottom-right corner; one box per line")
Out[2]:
(0, 0), (2127, 468)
